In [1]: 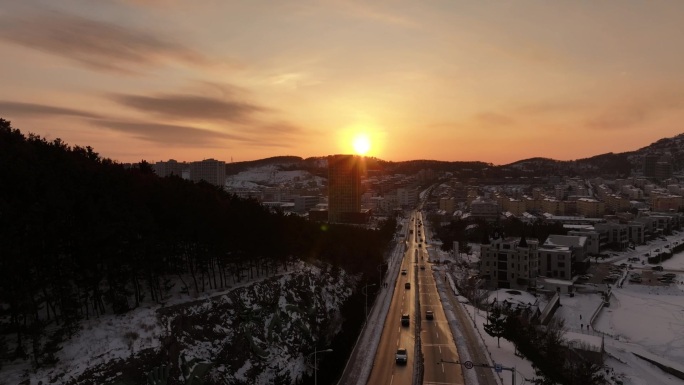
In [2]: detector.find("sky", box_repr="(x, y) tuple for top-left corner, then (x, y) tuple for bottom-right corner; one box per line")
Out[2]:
(2, 0), (684, 165)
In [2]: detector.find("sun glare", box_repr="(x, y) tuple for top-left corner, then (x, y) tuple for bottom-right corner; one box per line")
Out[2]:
(352, 134), (371, 155)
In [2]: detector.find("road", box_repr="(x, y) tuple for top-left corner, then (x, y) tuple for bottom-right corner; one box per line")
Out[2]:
(415, 212), (464, 385)
(417, 213), (464, 385)
(367, 212), (420, 385)
(366, 210), (465, 385)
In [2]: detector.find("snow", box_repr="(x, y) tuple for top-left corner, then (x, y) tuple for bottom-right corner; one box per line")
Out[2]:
(225, 165), (324, 188)
(335, 218), (684, 385)
(7, 216), (684, 385)
(434, 238), (684, 385)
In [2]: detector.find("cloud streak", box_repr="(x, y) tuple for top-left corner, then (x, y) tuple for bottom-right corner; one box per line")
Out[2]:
(585, 91), (684, 131)
(0, 10), (208, 73)
(111, 93), (269, 124)
(0, 101), (103, 119)
(94, 120), (249, 147)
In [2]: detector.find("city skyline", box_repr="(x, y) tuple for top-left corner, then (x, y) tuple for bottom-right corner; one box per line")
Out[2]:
(1, 1), (684, 164)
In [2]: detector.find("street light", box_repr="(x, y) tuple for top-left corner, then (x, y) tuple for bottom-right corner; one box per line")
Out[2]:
(377, 263), (386, 287)
(362, 283), (377, 320)
(308, 348), (333, 385)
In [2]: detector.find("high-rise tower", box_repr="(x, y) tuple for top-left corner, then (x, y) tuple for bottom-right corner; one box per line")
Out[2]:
(328, 155), (361, 223)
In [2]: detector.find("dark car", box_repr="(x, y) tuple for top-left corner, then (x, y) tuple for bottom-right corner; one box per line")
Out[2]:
(405, 282), (411, 289)
(420, 265), (426, 270)
(653, 266), (664, 271)
(401, 313), (410, 326)
(401, 269), (407, 275)
(426, 310), (434, 320)
(395, 348), (408, 364)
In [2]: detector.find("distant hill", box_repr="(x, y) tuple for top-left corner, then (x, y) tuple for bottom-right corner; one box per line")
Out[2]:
(218, 132), (684, 181)
(498, 133), (684, 177)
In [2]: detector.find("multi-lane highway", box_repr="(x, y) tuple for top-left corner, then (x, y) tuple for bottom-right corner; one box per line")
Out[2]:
(366, 213), (419, 385)
(366, 211), (464, 385)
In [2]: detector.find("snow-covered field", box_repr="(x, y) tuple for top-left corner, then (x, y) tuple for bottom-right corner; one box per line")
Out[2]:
(438, 240), (684, 385)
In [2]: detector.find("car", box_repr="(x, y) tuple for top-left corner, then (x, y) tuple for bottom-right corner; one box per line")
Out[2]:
(663, 273), (677, 278)
(418, 243), (422, 248)
(405, 282), (411, 289)
(425, 310), (434, 320)
(401, 313), (410, 326)
(401, 269), (407, 275)
(395, 348), (408, 365)
(420, 265), (425, 270)
(655, 248), (661, 252)
(653, 266), (664, 271)
(665, 245), (670, 248)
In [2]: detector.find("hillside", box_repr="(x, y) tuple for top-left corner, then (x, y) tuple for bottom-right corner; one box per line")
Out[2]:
(2, 262), (359, 385)
(0, 120), (395, 385)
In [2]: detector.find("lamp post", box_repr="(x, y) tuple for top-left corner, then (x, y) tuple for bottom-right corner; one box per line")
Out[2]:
(362, 283), (377, 320)
(377, 264), (385, 287)
(308, 348), (333, 385)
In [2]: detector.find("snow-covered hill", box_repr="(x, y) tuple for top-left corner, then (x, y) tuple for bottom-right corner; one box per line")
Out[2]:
(1, 261), (358, 385)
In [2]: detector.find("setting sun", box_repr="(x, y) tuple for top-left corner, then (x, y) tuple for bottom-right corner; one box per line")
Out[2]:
(352, 134), (371, 155)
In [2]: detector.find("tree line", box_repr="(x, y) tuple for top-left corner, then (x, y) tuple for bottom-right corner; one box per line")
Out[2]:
(0, 119), (396, 368)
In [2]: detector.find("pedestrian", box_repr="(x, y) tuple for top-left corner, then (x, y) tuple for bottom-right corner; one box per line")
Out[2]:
(581, 324), (584, 330)
(580, 314), (582, 320)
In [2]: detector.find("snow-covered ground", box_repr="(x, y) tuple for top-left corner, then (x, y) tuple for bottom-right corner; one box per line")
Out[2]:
(225, 165), (324, 189)
(433, 233), (684, 385)
(11, 216), (682, 385)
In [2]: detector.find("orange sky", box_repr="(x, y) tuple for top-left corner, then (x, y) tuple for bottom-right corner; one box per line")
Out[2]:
(1, 1), (684, 165)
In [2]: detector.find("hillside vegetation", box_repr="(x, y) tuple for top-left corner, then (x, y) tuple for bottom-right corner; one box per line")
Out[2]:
(0, 119), (396, 384)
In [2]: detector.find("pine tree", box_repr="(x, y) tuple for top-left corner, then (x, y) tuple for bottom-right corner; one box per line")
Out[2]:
(484, 305), (506, 347)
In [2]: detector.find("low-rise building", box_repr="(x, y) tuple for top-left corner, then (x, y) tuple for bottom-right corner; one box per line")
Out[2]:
(479, 236), (540, 290)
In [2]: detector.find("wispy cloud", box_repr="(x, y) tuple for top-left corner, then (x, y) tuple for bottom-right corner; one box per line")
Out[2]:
(94, 120), (248, 147)
(110, 93), (269, 124)
(585, 91), (684, 131)
(0, 101), (103, 119)
(0, 9), (208, 73)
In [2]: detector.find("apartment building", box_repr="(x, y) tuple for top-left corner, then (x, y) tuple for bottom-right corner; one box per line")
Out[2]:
(397, 187), (419, 208)
(479, 236), (540, 290)
(594, 223), (629, 250)
(539, 235), (588, 280)
(153, 159), (187, 178)
(470, 198), (500, 221)
(328, 155), (362, 223)
(577, 198), (605, 217)
(567, 230), (600, 255)
(294, 196), (320, 213)
(652, 195), (683, 212)
(439, 197), (457, 213)
(190, 158), (226, 187)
